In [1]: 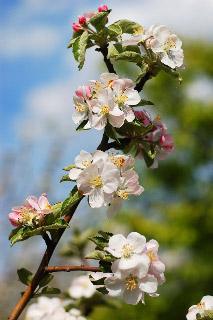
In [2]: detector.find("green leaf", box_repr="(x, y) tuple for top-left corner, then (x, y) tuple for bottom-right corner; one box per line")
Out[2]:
(78, 31), (89, 70)
(107, 24), (122, 36)
(72, 36), (81, 62)
(134, 99), (154, 107)
(10, 227), (25, 247)
(61, 186), (83, 216)
(86, 250), (105, 260)
(116, 120), (153, 138)
(63, 164), (76, 171)
(159, 63), (183, 83)
(99, 260), (112, 273)
(39, 274), (54, 288)
(98, 230), (113, 240)
(89, 10), (111, 32)
(52, 202), (62, 219)
(67, 31), (82, 48)
(140, 142), (156, 167)
(113, 19), (142, 34)
(76, 119), (89, 131)
(88, 236), (108, 250)
(105, 123), (120, 144)
(41, 286), (61, 295)
(113, 51), (142, 64)
(43, 219), (70, 230)
(108, 43), (141, 59)
(17, 268), (34, 285)
(60, 174), (71, 183)
(96, 286), (109, 295)
(9, 226), (22, 240)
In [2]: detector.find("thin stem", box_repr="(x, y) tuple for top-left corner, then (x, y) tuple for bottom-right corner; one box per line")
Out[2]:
(45, 266), (100, 273)
(9, 44), (115, 320)
(134, 71), (153, 92)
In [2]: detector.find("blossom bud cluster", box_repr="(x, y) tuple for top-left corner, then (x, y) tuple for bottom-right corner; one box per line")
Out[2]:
(124, 24), (184, 69)
(69, 150), (144, 218)
(135, 110), (175, 168)
(73, 4), (108, 32)
(186, 296), (213, 320)
(72, 73), (141, 130)
(9, 194), (52, 227)
(91, 232), (165, 305)
(25, 297), (86, 320)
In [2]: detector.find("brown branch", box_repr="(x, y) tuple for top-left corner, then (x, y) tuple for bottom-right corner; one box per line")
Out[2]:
(45, 266), (100, 273)
(134, 71), (153, 92)
(9, 44), (115, 320)
(96, 45), (115, 74)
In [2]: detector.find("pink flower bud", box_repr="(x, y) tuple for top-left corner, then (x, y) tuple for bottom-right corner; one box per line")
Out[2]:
(98, 4), (108, 12)
(79, 16), (86, 25)
(9, 212), (22, 227)
(73, 22), (83, 32)
(75, 86), (92, 99)
(135, 110), (151, 127)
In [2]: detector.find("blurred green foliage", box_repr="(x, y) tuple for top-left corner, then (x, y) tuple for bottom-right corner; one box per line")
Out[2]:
(89, 40), (213, 319)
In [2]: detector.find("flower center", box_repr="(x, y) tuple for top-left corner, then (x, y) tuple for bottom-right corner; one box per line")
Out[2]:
(197, 302), (205, 310)
(133, 26), (144, 35)
(118, 189), (129, 200)
(74, 101), (86, 112)
(89, 176), (103, 188)
(148, 251), (157, 261)
(122, 243), (134, 258)
(164, 36), (177, 51)
(91, 81), (101, 92)
(82, 159), (92, 167)
(155, 114), (162, 121)
(126, 275), (137, 291)
(101, 105), (109, 115)
(45, 202), (52, 210)
(20, 207), (32, 216)
(108, 152), (125, 168)
(118, 90), (128, 103)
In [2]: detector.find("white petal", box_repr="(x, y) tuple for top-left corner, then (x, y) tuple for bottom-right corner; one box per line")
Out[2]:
(105, 276), (125, 292)
(100, 72), (118, 86)
(123, 287), (142, 305)
(201, 296), (213, 309)
(89, 188), (104, 208)
(125, 88), (141, 105)
(75, 150), (92, 168)
(107, 197), (122, 219)
(127, 232), (146, 253)
(72, 110), (87, 124)
(139, 274), (158, 293)
(109, 114), (125, 128)
(122, 105), (135, 122)
(69, 168), (82, 180)
(107, 234), (127, 256)
(92, 150), (109, 163)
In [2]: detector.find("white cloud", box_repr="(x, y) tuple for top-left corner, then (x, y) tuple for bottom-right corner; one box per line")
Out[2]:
(0, 25), (62, 58)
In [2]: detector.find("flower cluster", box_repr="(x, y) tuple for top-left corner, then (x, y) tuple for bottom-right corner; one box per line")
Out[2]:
(91, 232), (165, 305)
(25, 297), (86, 320)
(124, 24), (184, 69)
(72, 73), (141, 130)
(186, 296), (213, 320)
(69, 150), (144, 218)
(72, 4), (108, 32)
(68, 275), (96, 299)
(135, 110), (175, 168)
(9, 194), (52, 227)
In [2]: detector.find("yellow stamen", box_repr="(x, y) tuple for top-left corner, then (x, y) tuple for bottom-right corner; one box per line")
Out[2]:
(89, 176), (103, 188)
(119, 190), (129, 200)
(101, 105), (109, 115)
(126, 275), (137, 291)
(91, 81), (101, 92)
(197, 302), (205, 310)
(82, 159), (91, 167)
(133, 26), (144, 35)
(45, 202), (52, 210)
(148, 251), (157, 261)
(155, 114), (162, 121)
(122, 243), (134, 258)
(119, 90), (128, 103)
(108, 80), (114, 88)
(74, 101), (86, 112)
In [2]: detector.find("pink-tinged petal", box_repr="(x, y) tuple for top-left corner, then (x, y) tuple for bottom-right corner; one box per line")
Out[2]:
(38, 195), (49, 210)
(150, 39), (162, 53)
(107, 197), (122, 219)
(12, 206), (22, 213)
(146, 239), (159, 253)
(110, 104), (124, 117)
(89, 188), (104, 208)
(122, 78), (134, 89)
(100, 73), (118, 86)
(73, 22), (83, 32)
(83, 11), (95, 19)
(127, 232), (146, 253)
(122, 105), (135, 122)
(75, 86), (92, 99)
(24, 196), (40, 210)
(152, 258), (165, 274)
(109, 114), (124, 128)
(139, 274), (158, 293)
(123, 287), (142, 305)
(69, 168), (82, 180)
(9, 212), (22, 227)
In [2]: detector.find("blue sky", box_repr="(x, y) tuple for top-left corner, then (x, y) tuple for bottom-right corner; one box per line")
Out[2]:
(0, 0), (213, 276)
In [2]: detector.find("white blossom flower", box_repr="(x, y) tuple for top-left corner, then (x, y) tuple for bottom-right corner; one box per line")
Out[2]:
(105, 259), (158, 305)
(122, 25), (154, 45)
(77, 159), (120, 208)
(68, 308), (87, 320)
(105, 232), (149, 270)
(143, 240), (165, 281)
(186, 296), (213, 320)
(150, 25), (184, 69)
(90, 88), (125, 130)
(112, 79), (140, 122)
(68, 275), (96, 299)
(25, 297), (63, 320)
(107, 152), (135, 173)
(72, 96), (92, 127)
(69, 150), (108, 180)
(107, 169), (144, 218)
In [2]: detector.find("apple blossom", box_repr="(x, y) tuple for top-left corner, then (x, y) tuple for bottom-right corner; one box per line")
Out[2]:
(112, 79), (140, 122)
(68, 275), (96, 299)
(122, 25), (154, 46)
(135, 110), (151, 127)
(186, 296), (213, 320)
(72, 96), (92, 127)
(68, 309), (87, 320)
(76, 159), (120, 208)
(9, 194), (52, 227)
(150, 25), (184, 69)
(90, 72), (119, 92)
(89, 88), (125, 130)
(143, 239), (165, 281)
(107, 170), (144, 218)
(75, 86), (92, 99)
(98, 4), (108, 12)
(105, 259), (158, 305)
(25, 297), (63, 320)
(105, 232), (148, 270)
(72, 22), (83, 32)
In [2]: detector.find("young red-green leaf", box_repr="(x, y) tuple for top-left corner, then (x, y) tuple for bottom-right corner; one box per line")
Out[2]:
(17, 268), (34, 285)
